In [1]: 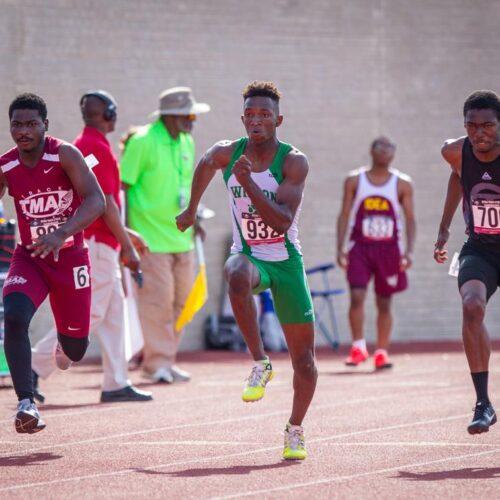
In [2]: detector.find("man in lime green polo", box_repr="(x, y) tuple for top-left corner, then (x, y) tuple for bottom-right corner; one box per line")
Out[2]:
(121, 87), (210, 383)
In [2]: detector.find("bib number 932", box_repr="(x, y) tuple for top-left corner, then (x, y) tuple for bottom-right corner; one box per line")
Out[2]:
(241, 213), (284, 245)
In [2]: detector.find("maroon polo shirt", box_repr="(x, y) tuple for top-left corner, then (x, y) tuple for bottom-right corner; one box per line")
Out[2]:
(74, 127), (121, 250)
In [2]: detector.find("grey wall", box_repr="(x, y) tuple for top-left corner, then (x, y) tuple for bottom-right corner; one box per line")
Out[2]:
(1, 0), (500, 353)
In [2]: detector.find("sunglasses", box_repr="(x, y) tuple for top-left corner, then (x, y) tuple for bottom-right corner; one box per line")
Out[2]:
(179, 114), (197, 122)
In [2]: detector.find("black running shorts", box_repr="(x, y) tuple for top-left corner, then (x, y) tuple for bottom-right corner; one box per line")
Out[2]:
(458, 239), (500, 301)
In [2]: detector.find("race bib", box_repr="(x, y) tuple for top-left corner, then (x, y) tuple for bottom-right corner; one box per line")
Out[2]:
(472, 199), (500, 234)
(241, 213), (284, 246)
(362, 215), (394, 240)
(30, 220), (74, 247)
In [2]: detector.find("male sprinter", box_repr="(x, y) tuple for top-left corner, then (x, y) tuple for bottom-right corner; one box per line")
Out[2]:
(336, 137), (415, 369)
(177, 81), (317, 460)
(435, 90), (500, 434)
(0, 93), (105, 433)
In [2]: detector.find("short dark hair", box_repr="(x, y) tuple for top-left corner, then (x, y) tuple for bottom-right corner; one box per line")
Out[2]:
(463, 90), (500, 120)
(9, 93), (47, 121)
(242, 81), (281, 102)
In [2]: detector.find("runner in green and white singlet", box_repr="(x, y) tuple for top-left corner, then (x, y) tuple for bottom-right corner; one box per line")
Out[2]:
(177, 81), (317, 460)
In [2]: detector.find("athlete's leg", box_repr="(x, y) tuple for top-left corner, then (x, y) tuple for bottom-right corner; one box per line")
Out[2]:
(224, 254), (264, 361)
(3, 293), (37, 401)
(460, 280), (490, 373)
(349, 287), (367, 342)
(48, 246), (92, 363)
(282, 322), (317, 426)
(457, 248), (498, 434)
(374, 294), (393, 350)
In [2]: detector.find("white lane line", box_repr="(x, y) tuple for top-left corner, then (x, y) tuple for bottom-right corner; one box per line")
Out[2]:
(213, 446), (500, 499)
(118, 440), (261, 446)
(0, 411), (478, 492)
(0, 384), (469, 458)
(0, 383), (470, 456)
(315, 441), (499, 448)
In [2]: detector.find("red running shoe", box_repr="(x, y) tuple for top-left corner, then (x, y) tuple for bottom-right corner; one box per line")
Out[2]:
(345, 346), (369, 366)
(374, 350), (393, 370)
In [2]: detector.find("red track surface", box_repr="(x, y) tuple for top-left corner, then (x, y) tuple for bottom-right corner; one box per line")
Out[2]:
(1, 345), (500, 499)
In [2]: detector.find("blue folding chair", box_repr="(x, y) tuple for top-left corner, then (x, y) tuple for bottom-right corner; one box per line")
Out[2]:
(306, 262), (345, 350)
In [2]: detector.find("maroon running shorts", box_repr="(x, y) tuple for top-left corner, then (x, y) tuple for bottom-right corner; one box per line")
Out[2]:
(3, 244), (91, 338)
(347, 241), (408, 297)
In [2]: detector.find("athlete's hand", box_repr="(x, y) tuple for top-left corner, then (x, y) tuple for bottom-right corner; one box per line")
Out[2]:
(126, 228), (149, 257)
(121, 244), (141, 273)
(400, 253), (413, 271)
(232, 155), (252, 186)
(434, 225), (450, 264)
(176, 208), (197, 232)
(337, 251), (348, 269)
(27, 230), (66, 262)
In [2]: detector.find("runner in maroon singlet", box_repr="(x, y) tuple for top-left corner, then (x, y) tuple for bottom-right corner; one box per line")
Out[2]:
(0, 93), (105, 434)
(336, 137), (416, 370)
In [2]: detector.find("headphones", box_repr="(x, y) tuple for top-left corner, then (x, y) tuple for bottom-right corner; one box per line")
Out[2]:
(80, 90), (117, 121)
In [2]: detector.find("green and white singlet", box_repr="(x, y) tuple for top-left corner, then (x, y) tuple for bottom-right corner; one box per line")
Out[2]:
(223, 137), (314, 325)
(224, 137), (302, 262)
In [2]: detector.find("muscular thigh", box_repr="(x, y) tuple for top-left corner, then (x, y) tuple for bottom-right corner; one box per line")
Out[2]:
(225, 253), (264, 290)
(458, 247), (498, 301)
(48, 246), (92, 338)
(3, 246), (49, 308)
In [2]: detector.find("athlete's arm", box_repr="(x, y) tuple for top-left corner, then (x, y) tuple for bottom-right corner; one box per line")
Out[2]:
(336, 175), (358, 269)
(176, 140), (234, 232)
(27, 143), (105, 261)
(102, 194), (140, 272)
(441, 137), (465, 176)
(434, 138), (464, 264)
(398, 177), (416, 270)
(0, 170), (7, 199)
(434, 171), (462, 264)
(230, 149), (308, 235)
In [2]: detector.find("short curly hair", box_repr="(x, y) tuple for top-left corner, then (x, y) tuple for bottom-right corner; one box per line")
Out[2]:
(463, 90), (500, 121)
(242, 81), (281, 102)
(9, 93), (47, 121)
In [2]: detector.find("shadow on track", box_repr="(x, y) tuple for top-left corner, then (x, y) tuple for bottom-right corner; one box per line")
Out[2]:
(133, 461), (299, 477)
(397, 467), (500, 481)
(0, 452), (63, 467)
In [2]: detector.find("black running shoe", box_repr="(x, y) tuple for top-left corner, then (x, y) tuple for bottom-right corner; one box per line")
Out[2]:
(468, 400), (497, 435)
(32, 370), (45, 404)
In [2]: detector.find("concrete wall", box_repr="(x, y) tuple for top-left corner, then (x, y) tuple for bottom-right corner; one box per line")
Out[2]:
(1, 0), (500, 354)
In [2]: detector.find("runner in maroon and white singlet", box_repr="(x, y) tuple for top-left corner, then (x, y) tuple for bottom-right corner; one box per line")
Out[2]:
(0, 93), (105, 434)
(336, 137), (416, 370)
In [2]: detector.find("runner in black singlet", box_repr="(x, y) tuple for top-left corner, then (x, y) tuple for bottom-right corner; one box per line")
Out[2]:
(435, 90), (500, 435)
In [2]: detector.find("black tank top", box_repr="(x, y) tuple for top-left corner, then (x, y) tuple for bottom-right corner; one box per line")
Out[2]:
(461, 138), (500, 248)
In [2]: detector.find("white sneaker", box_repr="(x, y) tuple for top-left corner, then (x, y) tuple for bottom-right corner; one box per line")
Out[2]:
(171, 365), (191, 382)
(144, 367), (174, 384)
(53, 342), (72, 370)
(15, 399), (46, 434)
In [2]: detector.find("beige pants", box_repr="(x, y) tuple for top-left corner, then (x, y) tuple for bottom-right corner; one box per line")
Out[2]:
(138, 251), (194, 373)
(32, 238), (130, 391)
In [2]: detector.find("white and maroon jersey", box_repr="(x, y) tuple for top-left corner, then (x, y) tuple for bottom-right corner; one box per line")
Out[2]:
(0, 136), (84, 248)
(348, 167), (405, 245)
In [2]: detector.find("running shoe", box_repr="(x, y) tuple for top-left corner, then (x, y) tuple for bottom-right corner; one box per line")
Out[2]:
(283, 422), (307, 460)
(53, 342), (72, 370)
(170, 365), (191, 382)
(374, 350), (393, 370)
(15, 399), (46, 434)
(344, 346), (369, 366)
(468, 400), (497, 435)
(143, 367), (174, 384)
(242, 358), (273, 402)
